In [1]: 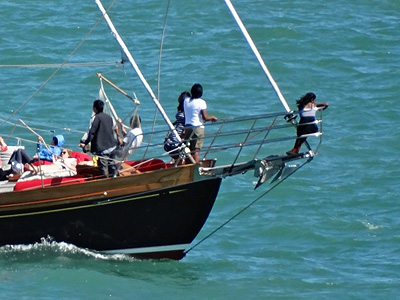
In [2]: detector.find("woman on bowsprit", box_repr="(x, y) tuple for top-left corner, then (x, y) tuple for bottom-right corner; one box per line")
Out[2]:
(286, 92), (329, 155)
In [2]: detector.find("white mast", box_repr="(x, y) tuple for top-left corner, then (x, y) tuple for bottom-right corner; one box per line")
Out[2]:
(95, 0), (180, 140)
(224, 0), (291, 113)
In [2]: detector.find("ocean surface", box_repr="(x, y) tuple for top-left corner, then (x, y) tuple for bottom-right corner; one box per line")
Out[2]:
(0, 0), (399, 299)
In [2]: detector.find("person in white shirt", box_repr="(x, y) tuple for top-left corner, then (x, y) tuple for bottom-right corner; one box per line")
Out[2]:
(184, 83), (217, 163)
(115, 115), (143, 160)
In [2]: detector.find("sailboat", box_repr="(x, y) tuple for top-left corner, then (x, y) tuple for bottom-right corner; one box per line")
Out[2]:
(0, 0), (326, 260)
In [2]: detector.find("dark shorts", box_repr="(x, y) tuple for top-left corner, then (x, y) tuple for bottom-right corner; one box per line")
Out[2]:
(297, 117), (318, 137)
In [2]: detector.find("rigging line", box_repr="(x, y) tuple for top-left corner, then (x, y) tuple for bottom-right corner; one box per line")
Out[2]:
(0, 62), (119, 68)
(0, 117), (85, 136)
(19, 119), (52, 152)
(99, 78), (120, 122)
(118, 106), (138, 129)
(0, 0), (118, 130)
(7, 136), (47, 146)
(157, 0), (171, 101)
(184, 159), (310, 255)
(145, 0), (171, 159)
(4, 123), (19, 144)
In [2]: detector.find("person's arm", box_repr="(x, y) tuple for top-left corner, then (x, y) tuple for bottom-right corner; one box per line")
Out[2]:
(115, 118), (128, 146)
(79, 116), (98, 148)
(201, 109), (218, 122)
(0, 137), (8, 151)
(316, 102), (329, 110)
(121, 121), (128, 136)
(36, 145), (54, 161)
(36, 135), (44, 149)
(114, 123), (124, 146)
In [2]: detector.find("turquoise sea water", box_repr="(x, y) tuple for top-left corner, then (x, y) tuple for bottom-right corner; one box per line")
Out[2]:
(0, 0), (399, 299)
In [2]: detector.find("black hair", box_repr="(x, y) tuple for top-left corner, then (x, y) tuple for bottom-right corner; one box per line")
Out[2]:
(296, 92), (316, 110)
(93, 99), (104, 113)
(177, 91), (190, 111)
(190, 83), (203, 99)
(130, 115), (141, 128)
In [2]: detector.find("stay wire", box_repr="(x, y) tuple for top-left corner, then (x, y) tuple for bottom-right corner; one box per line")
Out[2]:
(157, 0), (170, 101)
(184, 159), (310, 255)
(144, 0), (171, 158)
(0, 62), (117, 69)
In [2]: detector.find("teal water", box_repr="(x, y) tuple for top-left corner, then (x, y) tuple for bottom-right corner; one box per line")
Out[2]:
(0, 0), (399, 299)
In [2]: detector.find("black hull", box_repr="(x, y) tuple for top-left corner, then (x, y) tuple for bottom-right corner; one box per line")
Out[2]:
(0, 177), (222, 260)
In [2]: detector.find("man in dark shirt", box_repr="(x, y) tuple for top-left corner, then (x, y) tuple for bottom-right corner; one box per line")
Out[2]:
(79, 99), (118, 177)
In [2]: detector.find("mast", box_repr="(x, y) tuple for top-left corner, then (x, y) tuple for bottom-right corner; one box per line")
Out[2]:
(224, 0), (291, 113)
(95, 0), (181, 141)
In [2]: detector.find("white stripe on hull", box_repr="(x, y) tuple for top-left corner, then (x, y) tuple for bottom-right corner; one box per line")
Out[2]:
(102, 243), (190, 255)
